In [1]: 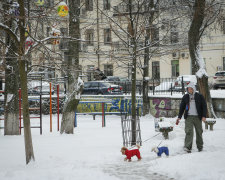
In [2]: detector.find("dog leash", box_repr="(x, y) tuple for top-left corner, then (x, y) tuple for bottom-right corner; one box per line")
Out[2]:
(142, 132), (161, 143)
(127, 132), (162, 150)
(157, 140), (163, 147)
(143, 133), (164, 149)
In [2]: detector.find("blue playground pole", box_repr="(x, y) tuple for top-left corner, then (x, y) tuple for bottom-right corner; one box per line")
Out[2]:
(74, 111), (77, 127)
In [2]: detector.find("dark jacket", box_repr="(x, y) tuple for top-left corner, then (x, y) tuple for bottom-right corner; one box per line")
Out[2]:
(178, 93), (207, 120)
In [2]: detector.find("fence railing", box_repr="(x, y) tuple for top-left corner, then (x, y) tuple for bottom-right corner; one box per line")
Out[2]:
(109, 77), (185, 95)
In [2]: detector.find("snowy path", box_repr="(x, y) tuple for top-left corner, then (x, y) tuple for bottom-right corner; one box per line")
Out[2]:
(103, 157), (175, 180)
(1, 114), (225, 180)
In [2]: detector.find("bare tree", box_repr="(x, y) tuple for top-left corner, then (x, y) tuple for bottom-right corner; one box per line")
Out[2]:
(60, 0), (83, 134)
(2, 0), (19, 135)
(142, 0), (159, 115)
(188, 0), (222, 118)
(17, 0), (35, 164)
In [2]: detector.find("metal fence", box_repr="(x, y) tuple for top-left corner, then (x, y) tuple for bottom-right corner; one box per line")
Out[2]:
(109, 77), (185, 95)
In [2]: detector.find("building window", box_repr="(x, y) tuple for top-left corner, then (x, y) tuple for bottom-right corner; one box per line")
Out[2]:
(171, 60), (179, 77)
(85, 29), (94, 46)
(152, 61), (160, 79)
(223, 57), (225, 70)
(223, 20), (225, 34)
(85, 0), (93, 11)
(103, 0), (111, 10)
(104, 64), (113, 76)
(104, 28), (111, 44)
(170, 23), (178, 44)
(59, 28), (68, 50)
(150, 25), (159, 46)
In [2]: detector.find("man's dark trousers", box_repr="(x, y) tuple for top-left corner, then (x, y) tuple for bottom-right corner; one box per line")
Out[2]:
(185, 115), (203, 150)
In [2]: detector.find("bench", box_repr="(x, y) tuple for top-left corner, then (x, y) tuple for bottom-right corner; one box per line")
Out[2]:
(205, 119), (216, 131)
(158, 122), (173, 139)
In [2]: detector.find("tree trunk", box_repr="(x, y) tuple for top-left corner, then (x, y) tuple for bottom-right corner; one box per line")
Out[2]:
(131, 40), (137, 145)
(60, 83), (83, 134)
(188, 0), (216, 118)
(3, 1), (19, 135)
(142, 34), (149, 116)
(18, 0), (35, 164)
(60, 0), (81, 134)
(67, 0), (80, 92)
(18, 59), (35, 164)
(128, 0), (137, 145)
(197, 76), (216, 118)
(142, 0), (155, 116)
(188, 0), (205, 75)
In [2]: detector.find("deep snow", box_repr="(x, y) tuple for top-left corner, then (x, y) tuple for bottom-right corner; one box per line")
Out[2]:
(0, 113), (225, 180)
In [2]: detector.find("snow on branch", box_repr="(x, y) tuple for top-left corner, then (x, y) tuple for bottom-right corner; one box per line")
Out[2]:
(195, 47), (208, 78)
(0, 23), (20, 47)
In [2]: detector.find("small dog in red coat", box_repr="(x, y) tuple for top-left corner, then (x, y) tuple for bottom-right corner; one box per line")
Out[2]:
(120, 145), (142, 162)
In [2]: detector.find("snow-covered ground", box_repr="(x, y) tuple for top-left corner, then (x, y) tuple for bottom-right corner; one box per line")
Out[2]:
(0, 114), (225, 180)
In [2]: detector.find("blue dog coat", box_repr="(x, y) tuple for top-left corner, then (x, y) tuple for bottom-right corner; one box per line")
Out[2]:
(157, 146), (169, 156)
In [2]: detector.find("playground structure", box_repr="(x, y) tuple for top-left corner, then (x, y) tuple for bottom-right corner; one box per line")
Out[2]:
(19, 88), (43, 134)
(0, 90), (4, 129)
(0, 75), (63, 134)
(1, 78), (143, 134)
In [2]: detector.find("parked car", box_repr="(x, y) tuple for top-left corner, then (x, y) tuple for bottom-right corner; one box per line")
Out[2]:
(28, 81), (54, 95)
(213, 71), (225, 89)
(105, 76), (120, 82)
(119, 77), (129, 82)
(82, 81), (123, 95)
(173, 75), (197, 92)
(155, 81), (175, 92)
(0, 82), (4, 97)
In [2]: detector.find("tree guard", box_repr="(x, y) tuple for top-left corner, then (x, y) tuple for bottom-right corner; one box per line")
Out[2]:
(121, 112), (142, 147)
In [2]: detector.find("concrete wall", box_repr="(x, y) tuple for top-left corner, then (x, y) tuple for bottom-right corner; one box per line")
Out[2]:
(150, 97), (225, 119)
(1, 95), (224, 118)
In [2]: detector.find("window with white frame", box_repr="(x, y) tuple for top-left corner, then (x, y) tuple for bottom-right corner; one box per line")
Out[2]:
(104, 28), (111, 44)
(85, 29), (94, 46)
(171, 60), (179, 77)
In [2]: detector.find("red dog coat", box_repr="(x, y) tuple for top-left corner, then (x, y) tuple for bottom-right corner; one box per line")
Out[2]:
(125, 149), (141, 160)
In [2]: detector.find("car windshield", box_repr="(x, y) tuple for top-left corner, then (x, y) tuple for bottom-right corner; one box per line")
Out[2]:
(177, 75), (196, 82)
(215, 72), (225, 76)
(107, 77), (120, 81)
(84, 82), (111, 88)
(100, 82), (111, 87)
(84, 82), (91, 88)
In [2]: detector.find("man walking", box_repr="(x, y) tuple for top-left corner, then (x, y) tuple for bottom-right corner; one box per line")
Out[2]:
(176, 82), (207, 153)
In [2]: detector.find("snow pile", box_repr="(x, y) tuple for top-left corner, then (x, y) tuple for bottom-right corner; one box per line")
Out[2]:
(0, 114), (225, 180)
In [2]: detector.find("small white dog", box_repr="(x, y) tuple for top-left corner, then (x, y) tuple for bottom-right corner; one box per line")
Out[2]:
(151, 146), (169, 157)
